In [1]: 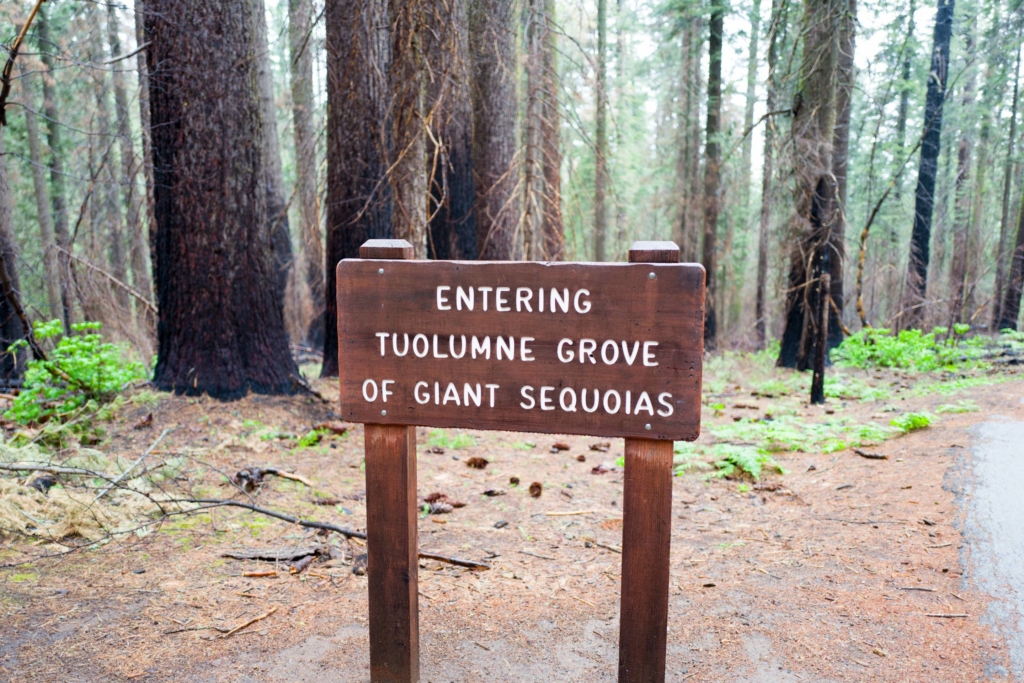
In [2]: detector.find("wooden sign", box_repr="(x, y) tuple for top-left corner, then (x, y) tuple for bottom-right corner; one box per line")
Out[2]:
(337, 259), (705, 440)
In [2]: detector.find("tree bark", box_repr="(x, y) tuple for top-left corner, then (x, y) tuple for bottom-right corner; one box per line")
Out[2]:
(829, 0), (855, 349)
(23, 75), (62, 323)
(741, 0), (761, 218)
(1000, 181), (1024, 330)
(894, 0), (916, 201)
(903, 0), (955, 328)
(523, 0), (545, 260)
(539, 0), (564, 260)
(147, 0), (299, 397)
(108, 4), (151, 309)
(756, 0), (786, 348)
(948, 31), (976, 324)
(778, 0), (840, 370)
(253, 0), (294, 306)
(135, 0), (157, 301)
(37, 7), (72, 332)
(390, 0), (428, 257)
(702, 0), (724, 350)
(470, 0), (517, 259)
(288, 0), (324, 348)
(593, 0), (608, 262)
(322, 0), (393, 377)
(0, 129), (27, 383)
(994, 43), (1021, 329)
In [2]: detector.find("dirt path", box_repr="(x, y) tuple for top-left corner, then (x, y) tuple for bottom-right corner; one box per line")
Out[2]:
(0, 375), (1020, 682)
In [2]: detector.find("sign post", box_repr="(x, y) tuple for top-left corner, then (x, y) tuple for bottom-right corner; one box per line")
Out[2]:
(339, 239), (704, 683)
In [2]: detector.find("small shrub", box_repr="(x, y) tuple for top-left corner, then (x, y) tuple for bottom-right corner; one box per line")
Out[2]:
(7, 321), (147, 425)
(832, 327), (986, 372)
(709, 445), (784, 480)
(890, 412), (934, 432)
(936, 400), (980, 414)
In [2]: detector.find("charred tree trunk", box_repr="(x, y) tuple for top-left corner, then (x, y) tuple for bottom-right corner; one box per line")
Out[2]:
(253, 0), (294, 306)
(289, 0), (324, 348)
(828, 0), (855, 349)
(702, 0), (724, 349)
(470, 0), (517, 259)
(322, 0), (393, 376)
(23, 76), (62, 323)
(539, 0), (564, 260)
(994, 44), (1021, 329)
(425, 0), (477, 261)
(903, 0), (955, 328)
(147, 0), (299, 396)
(37, 8), (73, 332)
(0, 128), (26, 386)
(778, 0), (840, 370)
(756, 0), (786, 348)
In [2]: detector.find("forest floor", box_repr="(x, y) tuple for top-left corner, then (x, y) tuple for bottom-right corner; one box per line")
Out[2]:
(0, 354), (1021, 682)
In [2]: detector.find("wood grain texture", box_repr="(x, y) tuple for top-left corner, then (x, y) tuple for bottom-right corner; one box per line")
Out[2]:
(628, 241), (681, 264)
(337, 259), (704, 440)
(360, 239), (415, 259)
(365, 423), (419, 682)
(617, 438), (673, 682)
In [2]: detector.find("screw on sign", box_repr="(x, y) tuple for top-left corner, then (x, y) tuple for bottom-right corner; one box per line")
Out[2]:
(337, 239), (705, 683)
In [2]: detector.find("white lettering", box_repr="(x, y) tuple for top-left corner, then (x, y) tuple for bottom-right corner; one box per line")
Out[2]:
(392, 333), (409, 357)
(442, 382), (460, 406)
(581, 388), (599, 413)
(478, 286), (493, 311)
(559, 388), (578, 412)
(471, 336), (491, 360)
(382, 380), (395, 403)
(376, 332), (389, 356)
(557, 339), (574, 363)
(601, 340), (619, 365)
(625, 390), (631, 414)
(485, 384), (499, 407)
(634, 391), (655, 415)
(657, 392), (674, 417)
(361, 379), (378, 402)
(574, 289), (592, 314)
(538, 288), (545, 312)
(414, 381), (430, 404)
(550, 288), (569, 313)
(464, 383), (482, 407)
(437, 286), (451, 310)
(450, 334), (467, 359)
(516, 287), (533, 312)
(621, 341), (640, 365)
(520, 385), (536, 409)
(497, 336), (515, 360)
(432, 334), (449, 359)
(603, 390), (621, 414)
(495, 287), (511, 311)
(579, 338), (597, 364)
(540, 386), (555, 411)
(434, 381), (440, 404)
(413, 334), (429, 358)
(520, 337), (535, 362)
(456, 286), (474, 311)
(643, 341), (659, 366)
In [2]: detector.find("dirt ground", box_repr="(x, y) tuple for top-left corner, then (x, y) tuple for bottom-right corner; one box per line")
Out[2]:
(0, 365), (1020, 682)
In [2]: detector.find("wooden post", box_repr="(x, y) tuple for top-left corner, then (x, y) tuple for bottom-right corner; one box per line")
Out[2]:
(618, 241), (680, 683)
(357, 239), (419, 683)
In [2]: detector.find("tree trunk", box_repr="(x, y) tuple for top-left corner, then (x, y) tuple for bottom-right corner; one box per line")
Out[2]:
(23, 75), (62, 323)
(470, 0), (517, 259)
(903, 0), (955, 328)
(0, 128), (26, 386)
(593, 0), (608, 262)
(108, 4), (151, 309)
(894, 0), (915, 201)
(147, 0), (299, 397)
(756, 0), (786, 348)
(540, 0), (564, 260)
(253, 0), (294, 306)
(425, 0), (478, 261)
(702, 0), (724, 350)
(390, 0), (428, 257)
(37, 7), (73, 332)
(948, 32), (976, 325)
(289, 0), (324, 348)
(135, 0), (157, 300)
(829, 0), (855, 349)
(1000, 182), (1024, 330)
(523, 0), (545, 260)
(777, 0), (840, 370)
(741, 0), (761, 217)
(994, 43), (1021, 329)
(322, 0), (393, 377)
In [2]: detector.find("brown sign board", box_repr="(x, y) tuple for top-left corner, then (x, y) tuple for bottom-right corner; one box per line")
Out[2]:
(337, 260), (705, 441)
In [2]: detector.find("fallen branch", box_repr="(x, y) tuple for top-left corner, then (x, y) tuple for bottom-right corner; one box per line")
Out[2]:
(93, 428), (172, 502)
(853, 448), (888, 460)
(418, 552), (490, 570)
(924, 613), (968, 618)
(184, 499), (367, 539)
(223, 606), (278, 638)
(57, 246), (157, 313)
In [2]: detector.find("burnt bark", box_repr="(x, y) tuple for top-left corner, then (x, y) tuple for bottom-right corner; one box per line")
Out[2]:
(322, 0), (393, 377)
(903, 0), (955, 327)
(0, 128), (26, 386)
(470, 0), (517, 259)
(147, 0), (299, 397)
(702, 0), (724, 349)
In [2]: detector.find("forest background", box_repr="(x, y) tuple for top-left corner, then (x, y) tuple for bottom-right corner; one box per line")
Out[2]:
(0, 0), (1020, 393)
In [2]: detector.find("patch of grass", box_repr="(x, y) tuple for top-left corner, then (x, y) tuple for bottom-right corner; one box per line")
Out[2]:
(296, 429), (326, 448)
(708, 445), (784, 480)
(710, 415), (900, 454)
(936, 400), (980, 414)
(130, 390), (161, 407)
(890, 412), (934, 432)
(749, 379), (791, 398)
(428, 430), (475, 449)
(833, 326), (989, 372)
(511, 441), (536, 451)
(7, 573), (38, 583)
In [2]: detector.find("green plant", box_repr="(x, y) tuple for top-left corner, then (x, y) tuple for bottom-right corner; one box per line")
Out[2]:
(296, 429), (325, 448)
(890, 412), (934, 432)
(709, 445), (783, 480)
(936, 400), (980, 414)
(428, 430), (476, 449)
(833, 327), (987, 372)
(6, 321), (147, 425)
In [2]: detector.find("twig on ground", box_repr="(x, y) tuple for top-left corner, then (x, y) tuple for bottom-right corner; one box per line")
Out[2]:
(545, 510), (595, 516)
(854, 448), (888, 460)
(222, 606), (279, 638)
(93, 428), (173, 502)
(924, 613), (968, 618)
(519, 549), (557, 561)
(418, 552), (491, 570)
(898, 586), (935, 592)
